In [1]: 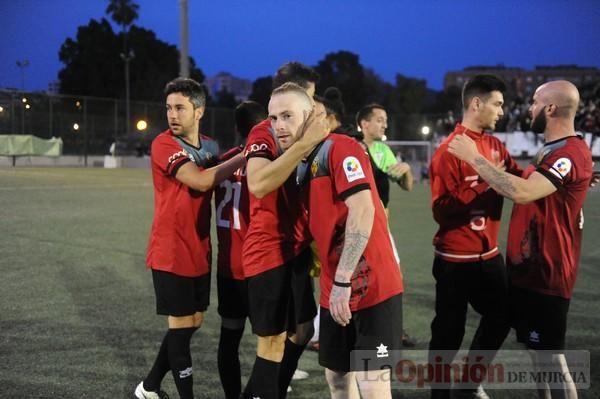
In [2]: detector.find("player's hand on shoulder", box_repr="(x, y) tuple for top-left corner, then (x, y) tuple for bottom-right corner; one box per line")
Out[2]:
(298, 108), (328, 151)
(448, 134), (477, 163)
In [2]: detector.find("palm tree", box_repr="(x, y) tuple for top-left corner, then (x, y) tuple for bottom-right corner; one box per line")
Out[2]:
(106, 0), (139, 137)
(106, 0), (139, 33)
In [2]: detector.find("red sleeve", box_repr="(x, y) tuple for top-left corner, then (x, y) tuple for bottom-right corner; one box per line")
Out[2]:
(536, 147), (576, 189)
(430, 148), (493, 223)
(151, 134), (190, 176)
(219, 145), (244, 162)
(502, 148), (523, 177)
(244, 122), (277, 161)
(329, 138), (371, 200)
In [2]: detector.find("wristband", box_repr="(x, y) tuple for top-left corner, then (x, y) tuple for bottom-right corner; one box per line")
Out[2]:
(333, 280), (351, 288)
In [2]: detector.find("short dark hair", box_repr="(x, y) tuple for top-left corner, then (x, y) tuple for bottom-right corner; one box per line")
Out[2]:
(235, 101), (266, 139)
(355, 103), (386, 127)
(322, 87), (345, 122)
(462, 74), (506, 110)
(164, 77), (206, 108)
(273, 62), (320, 90)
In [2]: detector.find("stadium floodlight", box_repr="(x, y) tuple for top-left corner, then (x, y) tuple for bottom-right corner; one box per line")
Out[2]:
(73, 123), (80, 131)
(21, 97), (28, 103)
(0, 106), (4, 113)
(136, 119), (148, 132)
(25, 104), (31, 110)
(421, 126), (431, 136)
(382, 134), (388, 141)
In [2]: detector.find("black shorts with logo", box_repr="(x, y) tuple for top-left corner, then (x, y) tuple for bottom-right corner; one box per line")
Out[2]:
(319, 293), (403, 372)
(510, 285), (570, 351)
(217, 275), (249, 319)
(152, 269), (210, 316)
(246, 248), (317, 336)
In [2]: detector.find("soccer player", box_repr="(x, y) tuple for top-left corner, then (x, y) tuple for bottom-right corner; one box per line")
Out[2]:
(428, 74), (521, 398)
(215, 101), (266, 399)
(297, 88), (404, 399)
(357, 104), (414, 200)
(448, 80), (593, 399)
(242, 65), (328, 399)
(356, 103), (416, 347)
(135, 77), (244, 399)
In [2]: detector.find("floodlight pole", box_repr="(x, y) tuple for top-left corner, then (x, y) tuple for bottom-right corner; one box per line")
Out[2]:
(16, 59), (30, 91)
(179, 0), (189, 78)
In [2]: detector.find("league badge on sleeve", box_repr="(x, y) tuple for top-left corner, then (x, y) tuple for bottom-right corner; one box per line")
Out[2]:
(549, 157), (572, 179)
(343, 156), (365, 182)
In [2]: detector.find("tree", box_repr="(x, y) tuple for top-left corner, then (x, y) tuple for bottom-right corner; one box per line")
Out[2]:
(248, 76), (273, 108)
(106, 0), (139, 34)
(58, 19), (204, 100)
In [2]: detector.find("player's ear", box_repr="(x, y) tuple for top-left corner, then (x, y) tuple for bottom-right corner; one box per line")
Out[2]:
(195, 106), (204, 121)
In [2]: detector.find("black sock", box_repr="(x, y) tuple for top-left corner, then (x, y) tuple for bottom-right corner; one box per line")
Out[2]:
(217, 327), (244, 399)
(278, 339), (306, 398)
(167, 327), (197, 399)
(144, 331), (170, 392)
(242, 356), (280, 399)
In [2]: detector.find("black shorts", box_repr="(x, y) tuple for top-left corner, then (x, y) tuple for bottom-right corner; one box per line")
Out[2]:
(510, 286), (570, 351)
(319, 294), (403, 372)
(246, 248), (317, 336)
(152, 270), (210, 316)
(217, 275), (249, 319)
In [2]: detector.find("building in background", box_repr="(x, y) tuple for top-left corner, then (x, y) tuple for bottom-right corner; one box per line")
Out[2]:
(204, 72), (252, 103)
(444, 65), (600, 99)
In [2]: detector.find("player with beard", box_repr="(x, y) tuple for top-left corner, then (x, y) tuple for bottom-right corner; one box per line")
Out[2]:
(428, 74), (522, 398)
(136, 78), (244, 399)
(242, 68), (328, 398)
(449, 80), (594, 399)
(215, 101), (266, 399)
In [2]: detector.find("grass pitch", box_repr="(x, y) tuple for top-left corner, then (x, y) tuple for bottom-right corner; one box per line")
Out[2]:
(0, 167), (598, 398)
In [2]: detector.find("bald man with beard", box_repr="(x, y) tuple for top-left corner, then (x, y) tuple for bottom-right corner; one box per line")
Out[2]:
(449, 80), (593, 399)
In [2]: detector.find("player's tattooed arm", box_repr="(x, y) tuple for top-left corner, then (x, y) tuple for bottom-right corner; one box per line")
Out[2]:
(330, 189), (374, 326)
(337, 231), (370, 276)
(448, 134), (556, 204)
(471, 156), (517, 198)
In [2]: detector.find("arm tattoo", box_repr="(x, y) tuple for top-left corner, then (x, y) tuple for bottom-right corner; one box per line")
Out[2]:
(338, 229), (370, 276)
(473, 156), (517, 197)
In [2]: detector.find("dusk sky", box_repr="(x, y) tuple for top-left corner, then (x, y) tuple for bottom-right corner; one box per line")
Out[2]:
(2, 0), (600, 93)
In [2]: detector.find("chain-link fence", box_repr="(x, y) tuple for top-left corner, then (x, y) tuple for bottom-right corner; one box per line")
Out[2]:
(0, 89), (237, 156)
(0, 89), (451, 158)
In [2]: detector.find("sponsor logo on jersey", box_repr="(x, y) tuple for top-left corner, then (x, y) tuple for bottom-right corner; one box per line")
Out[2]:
(343, 156), (365, 182)
(549, 157), (572, 179)
(244, 143), (269, 157)
(168, 150), (189, 165)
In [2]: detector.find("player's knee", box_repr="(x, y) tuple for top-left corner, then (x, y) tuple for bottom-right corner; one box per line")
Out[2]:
(257, 332), (287, 357)
(326, 369), (354, 391)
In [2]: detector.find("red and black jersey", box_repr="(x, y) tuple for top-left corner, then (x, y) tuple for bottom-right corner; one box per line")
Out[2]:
(241, 120), (311, 277)
(215, 145), (249, 280)
(430, 123), (521, 262)
(297, 133), (404, 311)
(507, 135), (593, 299)
(146, 130), (219, 277)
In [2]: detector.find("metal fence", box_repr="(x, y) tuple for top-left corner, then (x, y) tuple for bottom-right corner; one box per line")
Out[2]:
(0, 89), (450, 157)
(0, 89), (238, 156)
